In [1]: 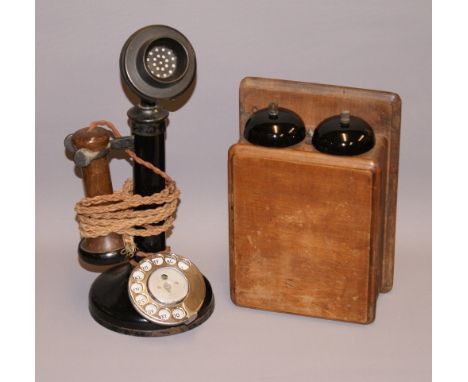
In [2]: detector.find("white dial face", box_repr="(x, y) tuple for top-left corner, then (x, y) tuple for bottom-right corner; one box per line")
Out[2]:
(127, 252), (206, 326)
(148, 267), (189, 304)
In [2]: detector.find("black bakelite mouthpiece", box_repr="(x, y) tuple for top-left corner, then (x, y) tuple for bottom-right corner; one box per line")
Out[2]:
(312, 111), (375, 156)
(244, 103), (306, 147)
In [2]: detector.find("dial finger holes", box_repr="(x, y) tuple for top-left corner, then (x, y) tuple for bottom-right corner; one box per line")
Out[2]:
(128, 251), (205, 326)
(130, 283), (143, 293)
(172, 307), (186, 320)
(151, 256), (164, 265)
(145, 304), (157, 315)
(158, 308), (171, 321)
(140, 261), (152, 271)
(165, 256), (177, 265)
(135, 294), (148, 305)
(132, 270), (144, 280)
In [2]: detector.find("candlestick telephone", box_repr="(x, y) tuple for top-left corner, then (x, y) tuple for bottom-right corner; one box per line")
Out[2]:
(65, 25), (214, 336)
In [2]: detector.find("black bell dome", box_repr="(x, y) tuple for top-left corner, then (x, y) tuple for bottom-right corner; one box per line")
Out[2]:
(244, 103), (305, 148)
(312, 111), (375, 156)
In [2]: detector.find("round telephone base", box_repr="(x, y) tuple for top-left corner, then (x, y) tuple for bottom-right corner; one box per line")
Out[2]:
(78, 239), (127, 266)
(88, 262), (214, 337)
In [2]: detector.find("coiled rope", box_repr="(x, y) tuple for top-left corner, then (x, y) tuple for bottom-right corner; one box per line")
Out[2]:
(74, 120), (180, 256)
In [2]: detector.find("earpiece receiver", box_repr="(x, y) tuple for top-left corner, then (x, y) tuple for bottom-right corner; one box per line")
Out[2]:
(64, 126), (126, 266)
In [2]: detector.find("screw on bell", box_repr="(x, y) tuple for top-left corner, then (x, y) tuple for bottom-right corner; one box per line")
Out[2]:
(340, 110), (351, 126)
(268, 102), (279, 119)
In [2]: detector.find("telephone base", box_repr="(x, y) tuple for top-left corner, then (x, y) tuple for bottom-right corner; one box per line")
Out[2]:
(88, 262), (215, 336)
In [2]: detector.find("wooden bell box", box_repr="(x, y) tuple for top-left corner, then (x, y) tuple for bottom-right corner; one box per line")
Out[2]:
(228, 77), (401, 324)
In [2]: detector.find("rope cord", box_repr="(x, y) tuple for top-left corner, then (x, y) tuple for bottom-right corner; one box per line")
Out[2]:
(74, 120), (179, 256)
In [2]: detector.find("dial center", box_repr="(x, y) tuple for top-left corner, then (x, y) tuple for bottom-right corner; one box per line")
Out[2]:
(148, 267), (189, 304)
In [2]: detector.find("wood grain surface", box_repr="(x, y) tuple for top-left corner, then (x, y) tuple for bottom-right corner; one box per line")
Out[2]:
(72, 126), (123, 253)
(238, 77), (401, 292)
(229, 77), (401, 323)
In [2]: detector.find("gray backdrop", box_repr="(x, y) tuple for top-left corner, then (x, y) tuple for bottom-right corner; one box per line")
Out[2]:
(36, 1), (431, 381)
